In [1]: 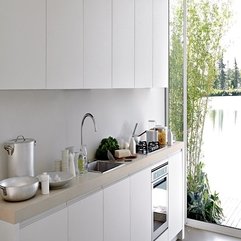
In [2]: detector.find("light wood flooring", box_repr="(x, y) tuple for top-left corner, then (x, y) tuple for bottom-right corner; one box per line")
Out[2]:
(181, 227), (241, 241)
(222, 197), (241, 229)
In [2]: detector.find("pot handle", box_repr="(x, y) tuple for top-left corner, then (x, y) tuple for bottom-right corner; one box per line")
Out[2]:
(0, 185), (7, 196)
(4, 144), (14, 156)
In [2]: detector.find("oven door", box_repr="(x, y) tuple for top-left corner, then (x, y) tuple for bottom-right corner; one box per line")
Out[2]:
(152, 174), (168, 240)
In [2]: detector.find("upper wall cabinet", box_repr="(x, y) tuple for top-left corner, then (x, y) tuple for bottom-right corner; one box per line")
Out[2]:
(153, 0), (169, 88)
(83, 0), (112, 89)
(112, 0), (135, 88)
(47, 0), (84, 89)
(134, 0), (153, 88)
(0, 0), (45, 89)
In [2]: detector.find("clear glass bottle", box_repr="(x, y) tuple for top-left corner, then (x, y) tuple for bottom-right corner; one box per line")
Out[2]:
(78, 145), (88, 174)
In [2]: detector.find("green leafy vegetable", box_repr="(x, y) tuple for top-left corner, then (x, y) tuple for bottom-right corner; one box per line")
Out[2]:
(95, 136), (119, 160)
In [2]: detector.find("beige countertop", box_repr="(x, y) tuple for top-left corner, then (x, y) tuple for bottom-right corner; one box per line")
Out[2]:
(0, 142), (184, 225)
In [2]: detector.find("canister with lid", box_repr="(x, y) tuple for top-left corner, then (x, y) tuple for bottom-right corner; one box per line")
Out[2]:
(4, 135), (36, 177)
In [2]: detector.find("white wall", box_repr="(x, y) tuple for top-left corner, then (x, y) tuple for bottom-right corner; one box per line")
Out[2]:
(0, 88), (165, 179)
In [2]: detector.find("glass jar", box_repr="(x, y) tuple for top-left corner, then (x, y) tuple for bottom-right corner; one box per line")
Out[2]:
(157, 127), (167, 146)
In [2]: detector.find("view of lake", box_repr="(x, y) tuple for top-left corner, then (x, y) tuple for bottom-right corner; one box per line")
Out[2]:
(203, 96), (241, 200)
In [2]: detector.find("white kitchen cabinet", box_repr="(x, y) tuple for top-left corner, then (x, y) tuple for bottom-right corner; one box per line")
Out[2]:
(0, 0), (45, 89)
(168, 151), (184, 241)
(84, 0), (112, 89)
(112, 0), (135, 88)
(47, 0), (84, 89)
(153, 0), (169, 88)
(104, 178), (130, 241)
(68, 190), (103, 241)
(130, 168), (152, 241)
(134, 0), (153, 88)
(19, 207), (67, 241)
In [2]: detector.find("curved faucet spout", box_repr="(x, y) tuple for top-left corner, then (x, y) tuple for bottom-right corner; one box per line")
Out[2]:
(81, 113), (97, 146)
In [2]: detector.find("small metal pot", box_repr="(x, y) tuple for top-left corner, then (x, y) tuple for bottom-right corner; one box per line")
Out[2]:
(0, 176), (39, 202)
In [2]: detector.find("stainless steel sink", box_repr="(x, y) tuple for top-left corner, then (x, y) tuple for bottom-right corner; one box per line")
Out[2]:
(88, 160), (125, 173)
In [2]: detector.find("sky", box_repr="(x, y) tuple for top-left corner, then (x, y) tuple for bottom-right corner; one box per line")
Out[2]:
(222, 0), (241, 68)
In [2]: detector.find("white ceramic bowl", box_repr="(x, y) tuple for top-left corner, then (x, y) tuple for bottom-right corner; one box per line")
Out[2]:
(47, 172), (74, 189)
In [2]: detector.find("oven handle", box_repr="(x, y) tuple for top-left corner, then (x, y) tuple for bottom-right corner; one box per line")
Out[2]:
(152, 175), (168, 188)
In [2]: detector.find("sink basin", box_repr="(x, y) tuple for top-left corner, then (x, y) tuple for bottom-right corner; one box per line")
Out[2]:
(88, 160), (125, 173)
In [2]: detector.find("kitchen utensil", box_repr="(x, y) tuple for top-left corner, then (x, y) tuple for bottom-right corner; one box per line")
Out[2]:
(107, 150), (115, 161)
(132, 123), (138, 137)
(4, 135), (36, 177)
(47, 172), (74, 189)
(0, 176), (39, 202)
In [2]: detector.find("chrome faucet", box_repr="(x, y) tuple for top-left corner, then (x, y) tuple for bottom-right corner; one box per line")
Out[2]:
(81, 113), (97, 146)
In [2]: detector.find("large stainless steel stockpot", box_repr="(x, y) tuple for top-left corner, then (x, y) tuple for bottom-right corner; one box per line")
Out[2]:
(4, 135), (36, 177)
(0, 176), (39, 202)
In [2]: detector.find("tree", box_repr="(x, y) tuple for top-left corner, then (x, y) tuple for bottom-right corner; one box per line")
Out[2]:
(231, 58), (240, 88)
(169, 0), (231, 223)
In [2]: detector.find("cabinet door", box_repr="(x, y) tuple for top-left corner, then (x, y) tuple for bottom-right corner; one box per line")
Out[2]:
(84, 0), (112, 89)
(68, 190), (103, 241)
(153, 0), (169, 88)
(20, 208), (67, 241)
(0, 0), (45, 89)
(47, 0), (84, 89)
(168, 151), (184, 241)
(112, 0), (135, 88)
(104, 178), (130, 241)
(130, 168), (152, 241)
(135, 0), (152, 88)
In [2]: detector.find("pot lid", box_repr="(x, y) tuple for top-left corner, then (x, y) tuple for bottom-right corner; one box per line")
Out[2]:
(6, 135), (36, 144)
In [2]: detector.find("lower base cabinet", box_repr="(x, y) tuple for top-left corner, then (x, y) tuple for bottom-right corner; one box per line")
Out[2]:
(130, 168), (152, 241)
(68, 190), (103, 241)
(19, 208), (68, 241)
(104, 178), (130, 241)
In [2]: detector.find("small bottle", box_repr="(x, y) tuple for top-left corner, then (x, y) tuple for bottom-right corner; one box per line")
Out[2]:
(69, 152), (76, 177)
(168, 129), (173, 146)
(41, 172), (49, 195)
(129, 137), (136, 155)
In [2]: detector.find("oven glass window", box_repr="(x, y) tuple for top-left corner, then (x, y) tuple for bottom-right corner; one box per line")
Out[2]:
(152, 177), (168, 232)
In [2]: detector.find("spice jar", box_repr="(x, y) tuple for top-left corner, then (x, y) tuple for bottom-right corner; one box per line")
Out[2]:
(156, 126), (167, 146)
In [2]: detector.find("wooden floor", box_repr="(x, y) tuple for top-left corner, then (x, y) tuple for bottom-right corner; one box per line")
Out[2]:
(182, 227), (241, 241)
(222, 197), (241, 229)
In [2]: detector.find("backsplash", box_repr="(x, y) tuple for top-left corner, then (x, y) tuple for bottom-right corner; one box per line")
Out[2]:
(0, 88), (165, 179)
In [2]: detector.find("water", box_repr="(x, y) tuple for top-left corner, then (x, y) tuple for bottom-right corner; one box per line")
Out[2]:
(203, 96), (241, 199)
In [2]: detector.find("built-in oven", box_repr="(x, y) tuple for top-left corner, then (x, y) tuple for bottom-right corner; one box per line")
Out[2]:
(151, 162), (168, 241)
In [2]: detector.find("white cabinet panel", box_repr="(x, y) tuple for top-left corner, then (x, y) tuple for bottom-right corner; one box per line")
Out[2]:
(135, 0), (153, 88)
(112, 0), (135, 88)
(104, 178), (130, 241)
(20, 208), (67, 241)
(84, 0), (112, 89)
(130, 168), (152, 241)
(168, 151), (184, 241)
(68, 191), (103, 241)
(0, 0), (45, 89)
(153, 0), (169, 88)
(47, 0), (84, 89)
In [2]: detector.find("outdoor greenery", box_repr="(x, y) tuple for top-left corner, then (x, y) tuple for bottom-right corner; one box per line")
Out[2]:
(169, 0), (231, 223)
(213, 57), (241, 94)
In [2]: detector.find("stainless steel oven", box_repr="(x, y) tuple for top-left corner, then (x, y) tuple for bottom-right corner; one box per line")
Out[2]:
(151, 163), (168, 240)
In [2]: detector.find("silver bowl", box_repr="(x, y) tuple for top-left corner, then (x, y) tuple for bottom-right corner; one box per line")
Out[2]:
(0, 176), (39, 202)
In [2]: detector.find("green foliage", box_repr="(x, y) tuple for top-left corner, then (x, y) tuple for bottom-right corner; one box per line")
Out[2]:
(187, 162), (224, 223)
(210, 88), (241, 96)
(95, 136), (119, 160)
(169, 0), (231, 224)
